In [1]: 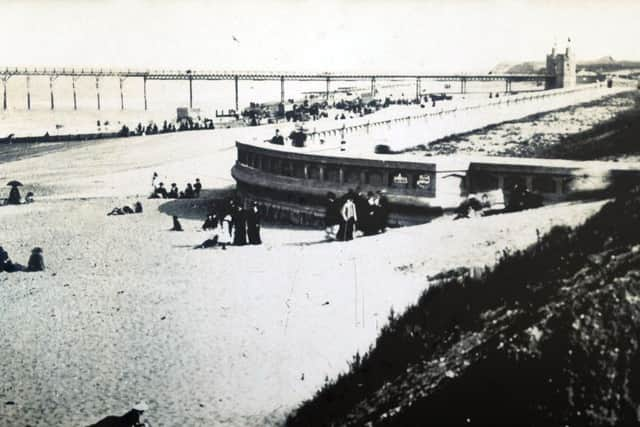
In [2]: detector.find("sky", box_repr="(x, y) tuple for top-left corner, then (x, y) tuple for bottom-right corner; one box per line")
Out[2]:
(1, 0), (639, 74)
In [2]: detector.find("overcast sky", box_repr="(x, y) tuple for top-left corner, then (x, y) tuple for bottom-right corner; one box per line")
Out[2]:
(2, 0), (639, 73)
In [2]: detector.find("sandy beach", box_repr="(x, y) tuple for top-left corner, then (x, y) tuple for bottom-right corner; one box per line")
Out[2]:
(0, 119), (612, 426)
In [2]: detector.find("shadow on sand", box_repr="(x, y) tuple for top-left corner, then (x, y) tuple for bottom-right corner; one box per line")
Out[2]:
(157, 187), (236, 220)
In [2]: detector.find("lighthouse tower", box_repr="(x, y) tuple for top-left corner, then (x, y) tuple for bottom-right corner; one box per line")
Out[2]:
(545, 38), (576, 89)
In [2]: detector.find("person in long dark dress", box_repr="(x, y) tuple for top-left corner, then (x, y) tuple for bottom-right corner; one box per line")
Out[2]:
(232, 206), (247, 246)
(246, 201), (262, 245)
(324, 192), (340, 240)
(7, 185), (21, 204)
(377, 190), (390, 232)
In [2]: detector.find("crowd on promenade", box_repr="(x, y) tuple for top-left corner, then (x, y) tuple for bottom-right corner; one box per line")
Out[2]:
(325, 188), (390, 241)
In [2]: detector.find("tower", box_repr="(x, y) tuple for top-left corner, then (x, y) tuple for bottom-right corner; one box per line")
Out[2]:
(545, 39), (576, 89)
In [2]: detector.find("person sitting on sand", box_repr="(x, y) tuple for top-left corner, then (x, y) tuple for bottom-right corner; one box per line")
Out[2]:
(134, 201), (143, 213)
(168, 183), (179, 199)
(194, 179), (202, 198)
(107, 207), (124, 216)
(0, 246), (25, 273)
(202, 213), (218, 231)
(194, 234), (219, 249)
(24, 192), (34, 204)
(122, 206), (134, 214)
(27, 247), (45, 272)
(171, 215), (183, 231)
(89, 400), (149, 427)
(155, 182), (168, 199)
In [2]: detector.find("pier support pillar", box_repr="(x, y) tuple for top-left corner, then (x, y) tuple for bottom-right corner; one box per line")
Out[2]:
(234, 75), (239, 113)
(188, 76), (193, 109)
(505, 79), (512, 93)
(280, 76), (285, 105)
(143, 76), (148, 111)
(339, 168), (345, 184)
(497, 175), (505, 189)
(319, 166), (325, 182)
(326, 77), (330, 101)
(26, 76), (31, 110)
(2, 75), (7, 111)
(96, 77), (101, 111)
(119, 77), (126, 110)
(72, 76), (79, 110)
(460, 78), (467, 94)
(416, 77), (421, 102)
(370, 77), (376, 96)
(49, 76), (56, 110)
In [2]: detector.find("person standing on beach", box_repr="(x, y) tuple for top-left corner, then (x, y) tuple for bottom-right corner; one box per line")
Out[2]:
(151, 172), (158, 189)
(339, 196), (358, 241)
(324, 192), (340, 240)
(194, 178), (202, 198)
(246, 201), (262, 245)
(171, 215), (183, 231)
(232, 205), (247, 246)
(184, 183), (195, 199)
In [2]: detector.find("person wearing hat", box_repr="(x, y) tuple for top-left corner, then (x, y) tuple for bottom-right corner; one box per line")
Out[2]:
(193, 178), (202, 198)
(168, 183), (179, 199)
(270, 129), (284, 145)
(289, 125), (307, 148)
(27, 247), (45, 272)
(88, 400), (149, 427)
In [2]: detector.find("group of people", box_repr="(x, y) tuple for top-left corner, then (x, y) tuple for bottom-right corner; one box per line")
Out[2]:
(107, 202), (143, 216)
(198, 198), (263, 247)
(0, 246), (45, 273)
(150, 172), (202, 199)
(325, 189), (389, 241)
(169, 198), (263, 249)
(268, 127), (308, 148)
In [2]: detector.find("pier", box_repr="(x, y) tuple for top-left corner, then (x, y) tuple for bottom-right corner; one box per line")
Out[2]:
(0, 67), (553, 112)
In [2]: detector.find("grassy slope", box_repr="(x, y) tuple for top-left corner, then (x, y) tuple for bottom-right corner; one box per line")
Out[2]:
(287, 187), (640, 426)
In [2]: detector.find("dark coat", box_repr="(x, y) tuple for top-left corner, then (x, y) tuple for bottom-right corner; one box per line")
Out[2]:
(7, 187), (21, 204)
(27, 253), (45, 272)
(246, 206), (262, 245)
(325, 199), (340, 226)
(232, 209), (247, 246)
(270, 135), (284, 145)
(194, 182), (202, 197)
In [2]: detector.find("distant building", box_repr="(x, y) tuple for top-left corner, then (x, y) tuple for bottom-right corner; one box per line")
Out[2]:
(545, 39), (576, 89)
